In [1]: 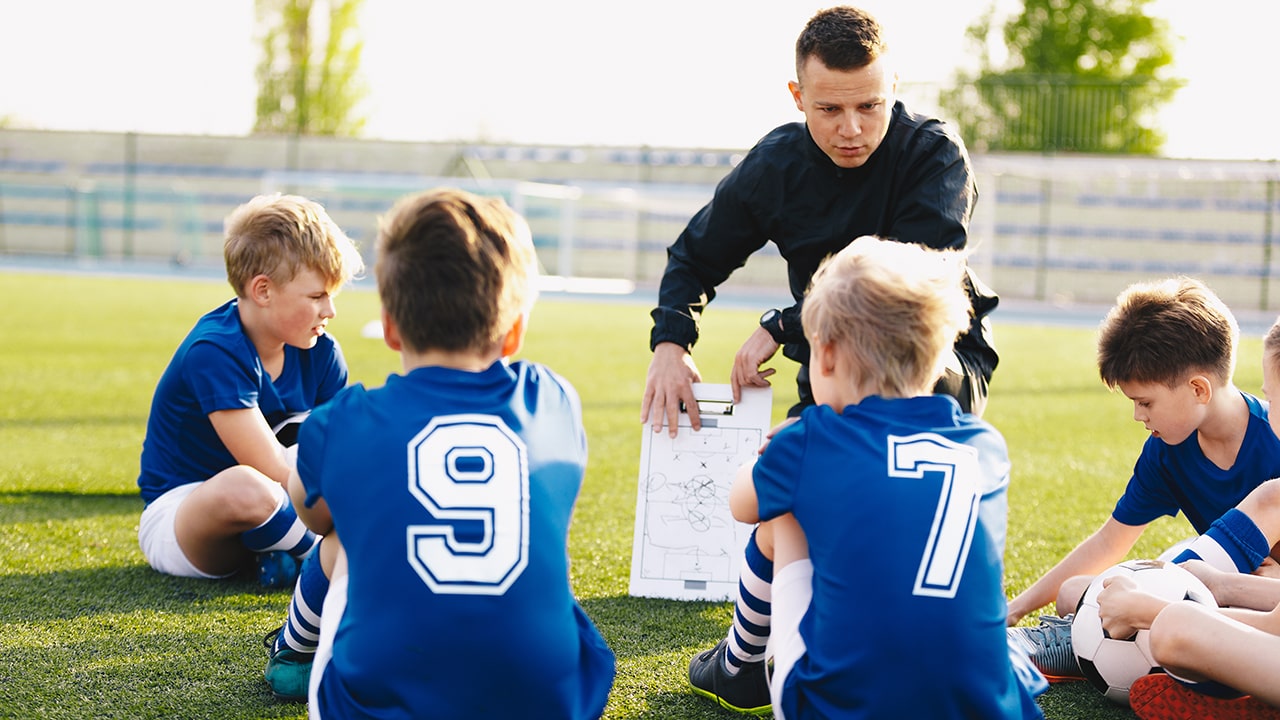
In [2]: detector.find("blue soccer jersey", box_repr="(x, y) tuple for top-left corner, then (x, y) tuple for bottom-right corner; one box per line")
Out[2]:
(137, 299), (348, 504)
(754, 395), (1043, 720)
(298, 360), (615, 719)
(1113, 391), (1280, 534)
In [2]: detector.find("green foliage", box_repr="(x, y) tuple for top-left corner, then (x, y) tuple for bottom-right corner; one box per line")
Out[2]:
(942, 0), (1184, 154)
(254, 0), (368, 137)
(1, 270), (1262, 719)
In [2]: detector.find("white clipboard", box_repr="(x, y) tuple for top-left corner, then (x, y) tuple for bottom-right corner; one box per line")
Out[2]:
(628, 384), (772, 601)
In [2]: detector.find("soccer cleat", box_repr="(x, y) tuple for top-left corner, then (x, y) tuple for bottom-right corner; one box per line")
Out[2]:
(687, 639), (772, 716)
(255, 551), (301, 590)
(1008, 614), (1085, 683)
(1130, 674), (1280, 720)
(263, 626), (312, 703)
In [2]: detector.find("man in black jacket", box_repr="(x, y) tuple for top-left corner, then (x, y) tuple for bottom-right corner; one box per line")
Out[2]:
(642, 5), (998, 441)
(656, 6), (1002, 716)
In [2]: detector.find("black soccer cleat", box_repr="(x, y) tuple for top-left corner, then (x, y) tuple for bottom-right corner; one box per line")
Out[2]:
(687, 639), (772, 716)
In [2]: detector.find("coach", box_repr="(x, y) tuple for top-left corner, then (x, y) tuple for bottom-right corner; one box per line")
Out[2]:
(641, 5), (999, 437)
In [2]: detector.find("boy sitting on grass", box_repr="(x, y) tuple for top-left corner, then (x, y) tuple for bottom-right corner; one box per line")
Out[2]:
(268, 188), (616, 717)
(1090, 317), (1280, 719)
(716, 236), (1046, 719)
(136, 193), (362, 586)
(1007, 277), (1280, 683)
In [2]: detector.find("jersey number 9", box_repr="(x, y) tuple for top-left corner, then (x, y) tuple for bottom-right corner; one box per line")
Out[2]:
(406, 414), (530, 595)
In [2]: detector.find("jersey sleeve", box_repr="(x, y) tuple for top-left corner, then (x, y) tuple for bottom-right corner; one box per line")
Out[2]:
(314, 335), (350, 405)
(1110, 439), (1181, 526)
(184, 339), (259, 414)
(752, 417), (807, 521)
(295, 385), (360, 509)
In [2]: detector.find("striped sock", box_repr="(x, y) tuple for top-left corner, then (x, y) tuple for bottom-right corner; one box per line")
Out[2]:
(724, 528), (773, 675)
(273, 547), (329, 655)
(240, 484), (318, 560)
(1172, 508), (1271, 573)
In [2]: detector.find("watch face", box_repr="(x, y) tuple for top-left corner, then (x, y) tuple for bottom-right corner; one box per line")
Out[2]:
(761, 309), (778, 323)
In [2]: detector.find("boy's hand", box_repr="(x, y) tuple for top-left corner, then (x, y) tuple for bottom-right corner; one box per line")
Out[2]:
(1178, 558), (1229, 595)
(1253, 556), (1280, 579)
(1096, 575), (1165, 640)
(759, 417), (799, 455)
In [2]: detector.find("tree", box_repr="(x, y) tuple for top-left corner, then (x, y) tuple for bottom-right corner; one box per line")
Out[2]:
(254, 0), (368, 137)
(941, 0), (1183, 154)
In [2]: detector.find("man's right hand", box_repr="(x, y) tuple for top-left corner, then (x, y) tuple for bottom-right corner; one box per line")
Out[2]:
(641, 342), (702, 437)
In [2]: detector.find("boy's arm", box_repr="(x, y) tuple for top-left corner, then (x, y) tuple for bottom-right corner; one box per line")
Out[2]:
(286, 468), (333, 535)
(1006, 516), (1146, 625)
(209, 408), (292, 485)
(729, 458), (760, 524)
(1181, 559), (1280, 611)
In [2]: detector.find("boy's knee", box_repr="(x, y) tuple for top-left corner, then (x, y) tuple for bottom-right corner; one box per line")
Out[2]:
(198, 466), (282, 523)
(752, 523), (774, 561)
(1055, 575), (1093, 616)
(1147, 602), (1201, 668)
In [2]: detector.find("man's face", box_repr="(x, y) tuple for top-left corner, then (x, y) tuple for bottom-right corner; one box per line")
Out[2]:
(789, 55), (896, 169)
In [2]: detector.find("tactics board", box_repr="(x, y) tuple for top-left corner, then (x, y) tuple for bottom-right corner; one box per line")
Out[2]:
(628, 384), (771, 601)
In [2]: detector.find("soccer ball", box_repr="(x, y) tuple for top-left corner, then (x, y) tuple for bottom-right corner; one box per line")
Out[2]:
(1071, 559), (1217, 706)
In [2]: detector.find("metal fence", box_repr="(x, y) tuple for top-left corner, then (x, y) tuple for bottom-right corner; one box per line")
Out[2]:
(2, 129), (1279, 311)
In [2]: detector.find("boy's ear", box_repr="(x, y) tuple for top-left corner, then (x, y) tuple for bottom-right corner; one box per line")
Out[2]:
(381, 308), (403, 352)
(1189, 374), (1213, 403)
(813, 338), (838, 376)
(500, 313), (528, 358)
(248, 274), (272, 306)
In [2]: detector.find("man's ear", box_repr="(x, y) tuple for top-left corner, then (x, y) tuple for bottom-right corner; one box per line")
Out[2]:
(381, 308), (403, 352)
(500, 313), (527, 358)
(788, 80), (804, 113)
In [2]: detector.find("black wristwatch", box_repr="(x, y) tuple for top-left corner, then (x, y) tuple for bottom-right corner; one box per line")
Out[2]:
(760, 308), (785, 343)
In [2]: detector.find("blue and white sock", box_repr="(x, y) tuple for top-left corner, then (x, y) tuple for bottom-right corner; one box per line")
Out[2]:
(273, 546), (329, 655)
(241, 483), (318, 560)
(1171, 508), (1271, 573)
(724, 528), (773, 675)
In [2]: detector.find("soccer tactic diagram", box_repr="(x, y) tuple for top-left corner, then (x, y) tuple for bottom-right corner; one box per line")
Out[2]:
(1071, 560), (1218, 706)
(629, 385), (770, 601)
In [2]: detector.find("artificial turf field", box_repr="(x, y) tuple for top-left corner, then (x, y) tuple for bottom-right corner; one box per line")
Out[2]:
(2, 268), (1259, 719)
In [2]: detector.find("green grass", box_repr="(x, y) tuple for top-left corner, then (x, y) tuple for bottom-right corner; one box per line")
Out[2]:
(0, 270), (1265, 719)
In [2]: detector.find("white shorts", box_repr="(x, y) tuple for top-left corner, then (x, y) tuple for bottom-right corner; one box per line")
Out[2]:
(768, 558), (814, 720)
(137, 482), (231, 579)
(309, 572), (349, 720)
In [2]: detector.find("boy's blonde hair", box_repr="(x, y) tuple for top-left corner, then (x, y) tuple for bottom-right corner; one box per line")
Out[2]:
(801, 235), (971, 398)
(375, 188), (538, 354)
(1097, 276), (1237, 389)
(223, 193), (363, 296)
(1266, 319), (1280, 372)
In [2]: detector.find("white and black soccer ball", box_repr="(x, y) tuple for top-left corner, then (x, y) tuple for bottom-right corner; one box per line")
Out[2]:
(1071, 559), (1217, 706)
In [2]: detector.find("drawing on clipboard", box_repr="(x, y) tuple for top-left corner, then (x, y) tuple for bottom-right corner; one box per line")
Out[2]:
(629, 384), (772, 601)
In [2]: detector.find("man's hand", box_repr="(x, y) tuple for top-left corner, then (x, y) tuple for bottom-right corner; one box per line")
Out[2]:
(642, 342), (702, 437)
(731, 326), (780, 403)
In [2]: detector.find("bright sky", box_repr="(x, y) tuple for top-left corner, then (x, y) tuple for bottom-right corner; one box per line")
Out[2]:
(1, 0), (1277, 160)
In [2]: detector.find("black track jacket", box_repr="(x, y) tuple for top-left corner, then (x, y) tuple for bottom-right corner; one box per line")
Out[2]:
(649, 101), (999, 382)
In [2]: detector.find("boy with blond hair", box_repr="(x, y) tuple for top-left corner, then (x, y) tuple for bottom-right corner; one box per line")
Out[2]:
(701, 236), (1045, 718)
(1008, 277), (1280, 683)
(137, 193), (362, 587)
(268, 188), (615, 716)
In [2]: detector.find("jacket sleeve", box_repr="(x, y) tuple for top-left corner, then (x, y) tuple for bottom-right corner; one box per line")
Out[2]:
(885, 122), (976, 252)
(650, 161), (771, 351)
